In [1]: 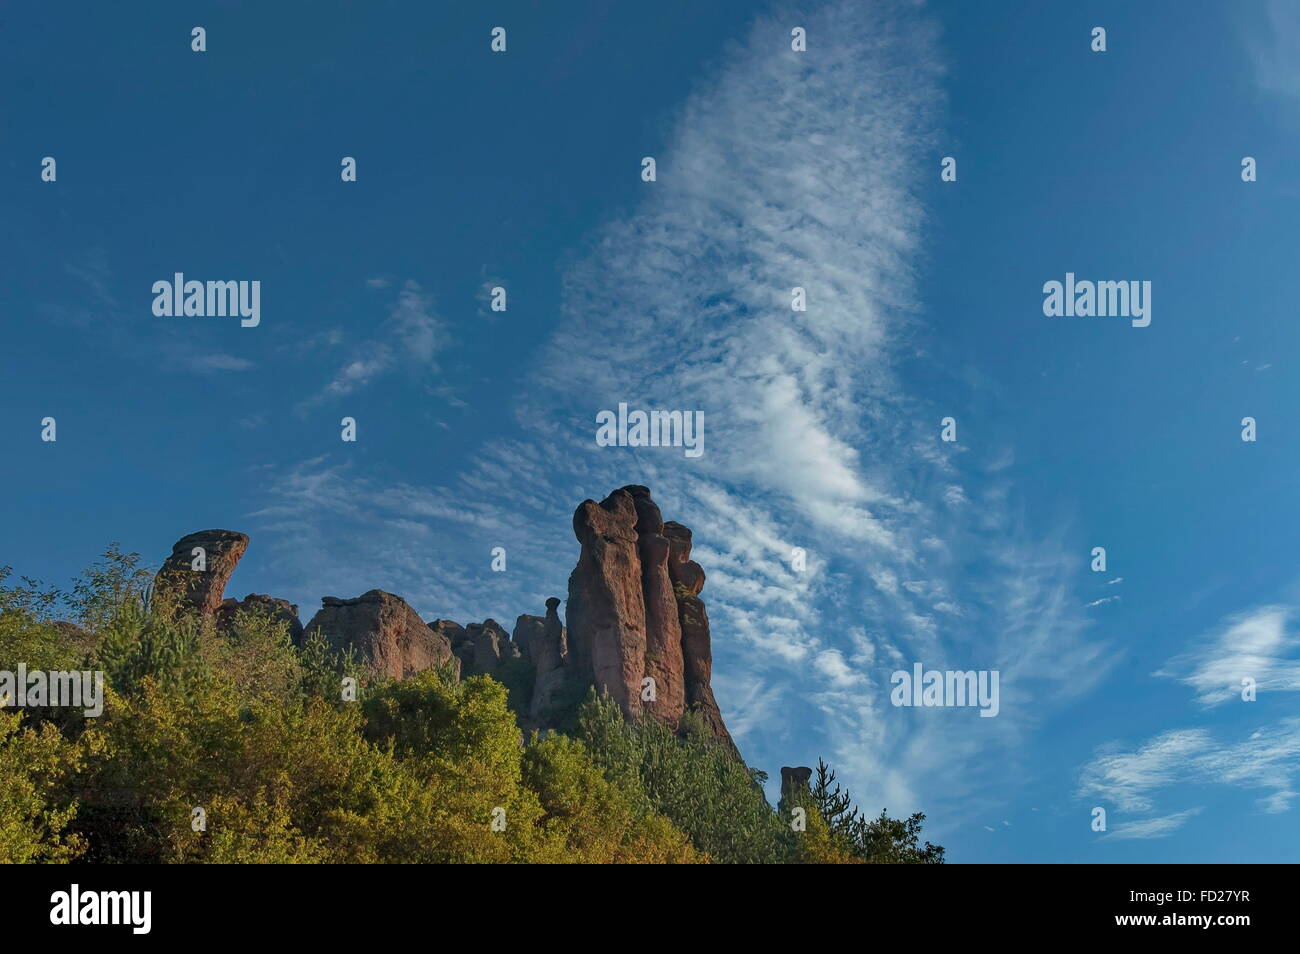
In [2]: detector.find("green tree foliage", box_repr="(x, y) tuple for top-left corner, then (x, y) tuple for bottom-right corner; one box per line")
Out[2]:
(0, 567), (84, 673)
(0, 711), (90, 863)
(522, 731), (702, 863)
(811, 758), (945, 863)
(575, 690), (796, 863)
(0, 547), (944, 864)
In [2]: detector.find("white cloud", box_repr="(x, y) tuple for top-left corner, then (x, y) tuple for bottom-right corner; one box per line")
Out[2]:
(1104, 808), (1203, 841)
(249, 0), (1106, 834)
(313, 280), (446, 402)
(1079, 729), (1213, 814)
(1078, 719), (1300, 819)
(814, 649), (863, 689)
(1239, 0), (1300, 103)
(1077, 598), (1300, 832)
(1258, 789), (1297, 814)
(1156, 604), (1300, 707)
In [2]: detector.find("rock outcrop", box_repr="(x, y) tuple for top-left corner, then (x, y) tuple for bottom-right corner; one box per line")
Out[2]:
(514, 597), (569, 722)
(157, 484), (739, 759)
(450, 619), (517, 678)
(566, 486), (737, 755)
(780, 766), (813, 803)
(217, 593), (304, 642)
(155, 529), (248, 617)
(304, 590), (458, 680)
(567, 489), (648, 718)
(428, 619), (467, 647)
(629, 488), (686, 726)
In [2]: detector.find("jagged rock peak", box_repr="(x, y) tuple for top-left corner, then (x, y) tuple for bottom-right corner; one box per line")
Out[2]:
(566, 486), (737, 757)
(155, 529), (249, 617)
(513, 597), (569, 722)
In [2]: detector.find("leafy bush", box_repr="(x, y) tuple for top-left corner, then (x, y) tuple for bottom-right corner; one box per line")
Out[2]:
(0, 547), (943, 864)
(0, 710), (91, 863)
(574, 691), (794, 863)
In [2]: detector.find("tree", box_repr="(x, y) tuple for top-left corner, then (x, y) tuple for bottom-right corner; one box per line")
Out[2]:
(0, 711), (89, 863)
(811, 758), (944, 863)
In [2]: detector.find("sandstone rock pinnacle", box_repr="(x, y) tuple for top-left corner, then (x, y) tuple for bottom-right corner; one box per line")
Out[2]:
(154, 529), (249, 617)
(566, 486), (737, 755)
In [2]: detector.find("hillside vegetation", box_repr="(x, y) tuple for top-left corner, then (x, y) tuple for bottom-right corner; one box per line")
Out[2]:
(0, 547), (943, 864)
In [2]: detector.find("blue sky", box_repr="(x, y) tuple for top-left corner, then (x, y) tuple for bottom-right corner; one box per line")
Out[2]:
(3, 0), (1299, 862)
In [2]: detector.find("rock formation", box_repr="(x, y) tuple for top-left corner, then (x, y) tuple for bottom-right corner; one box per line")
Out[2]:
(303, 590), (458, 680)
(154, 529), (248, 617)
(157, 484), (739, 758)
(662, 521), (738, 758)
(217, 593), (304, 642)
(513, 597), (569, 722)
(629, 488), (686, 726)
(780, 766), (813, 803)
(566, 489), (648, 718)
(428, 619), (467, 648)
(450, 618), (516, 678)
(566, 486), (737, 755)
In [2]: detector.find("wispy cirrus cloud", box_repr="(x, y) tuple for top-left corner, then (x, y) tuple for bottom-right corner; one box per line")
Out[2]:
(302, 279), (448, 406)
(249, 0), (1105, 831)
(1104, 808), (1204, 841)
(1079, 719), (1300, 823)
(184, 352), (255, 373)
(46, 247), (259, 375)
(1078, 601), (1300, 836)
(1080, 729), (1213, 815)
(1156, 604), (1300, 707)
(1239, 0), (1300, 104)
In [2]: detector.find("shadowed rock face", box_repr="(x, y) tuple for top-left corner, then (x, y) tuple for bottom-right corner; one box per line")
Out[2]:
(155, 530), (249, 617)
(217, 593), (304, 643)
(780, 766), (813, 803)
(663, 522), (705, 595)
(676, 587), (740, 760)
(512, 614), (545, 660)
(514, 597), (569, 722)
(428, 619), (467, 647)
(452, 619), (516, 677)
(566, 486), (737, 755)
(304, 590), (457, 680)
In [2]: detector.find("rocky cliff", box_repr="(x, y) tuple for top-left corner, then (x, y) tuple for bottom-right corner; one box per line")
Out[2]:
(153, 485), (738, 757)
(566, 486), (736, 754)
